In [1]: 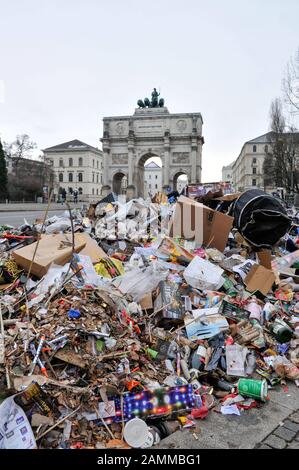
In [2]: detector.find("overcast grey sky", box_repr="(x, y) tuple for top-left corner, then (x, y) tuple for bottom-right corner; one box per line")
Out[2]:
(0, 0), (299, 180)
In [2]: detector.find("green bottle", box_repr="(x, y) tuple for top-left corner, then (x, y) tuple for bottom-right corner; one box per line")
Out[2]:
(270, 318), (293, 343)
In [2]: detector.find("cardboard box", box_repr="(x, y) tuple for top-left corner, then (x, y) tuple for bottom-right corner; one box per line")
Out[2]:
(244, 264), (276, 296)
(256, 250), (272, 270)
(76, 233), (107, 264)
(169, 195), (234, 252)
(12, 234), (86, 278)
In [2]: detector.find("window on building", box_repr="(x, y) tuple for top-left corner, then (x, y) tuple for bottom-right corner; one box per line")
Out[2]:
(93, 159), (95, 167)
(78, 157), (83, 167)
(96, 189), (98, 195)
(92, 188), (94, 195)
(59, 159), (63, 167)
(155, 184), (158, 189)
(68, 173), (73, 182)
(252, 167), (256, 174)
(253, 145), (257, 153)
(252, 179), (256, 186)
(96, 174), (99, 184)
(58, 173), (63, 182)
(155, 175), (158, 179)
(69, 158), (73, 167)
(264, 145), (268, 153)
(78, 172), (83, 182)
(68, 187), (73, 194)
(149, 184), (151, 189)
(149, 175), (151, 179)
(97, 161), (99, 169)
(78, 187), (83, 195)
(253, 157), (257, 164)
(100, 174), (102, 184)
(92, 173), (94, 183)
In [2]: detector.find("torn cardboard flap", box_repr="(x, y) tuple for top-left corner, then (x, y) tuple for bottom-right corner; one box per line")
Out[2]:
(257, 250), (272, 270)
(140, 293), (153, 310)
(244, 264), (276, 296)
(54, 346), (87, 368)
(169, 195), (233, 252)
(76, 232), (107, 264)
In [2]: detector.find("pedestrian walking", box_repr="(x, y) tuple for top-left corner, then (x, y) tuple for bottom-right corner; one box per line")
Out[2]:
(61, 188), (66, 204)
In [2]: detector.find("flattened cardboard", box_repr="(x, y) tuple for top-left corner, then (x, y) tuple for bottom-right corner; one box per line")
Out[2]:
(170, 195), (233, 252)
(76, 233), (107, 264)
(12, 234), (86, 278)
(244, 264), (276, 296)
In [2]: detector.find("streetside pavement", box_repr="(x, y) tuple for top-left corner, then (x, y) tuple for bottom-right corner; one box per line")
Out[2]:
(0, 202), (84, 212)
(156, 382), (299, 449)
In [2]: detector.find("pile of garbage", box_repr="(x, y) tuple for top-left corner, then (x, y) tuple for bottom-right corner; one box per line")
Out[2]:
(0, 189), (299, 449)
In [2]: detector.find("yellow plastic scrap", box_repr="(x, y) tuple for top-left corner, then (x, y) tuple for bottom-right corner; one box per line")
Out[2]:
(177, 416), (187, 425)
(94, 257), (124, 279)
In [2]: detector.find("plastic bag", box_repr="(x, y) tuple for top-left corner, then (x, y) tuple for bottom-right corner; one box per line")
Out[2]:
(0, 396), (36, 449)
(114, 264), (168, 302)
(45, 217), (72, 234)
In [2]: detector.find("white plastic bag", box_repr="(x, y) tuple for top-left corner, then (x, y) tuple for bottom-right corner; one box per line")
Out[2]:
(0, 396), (37, 449)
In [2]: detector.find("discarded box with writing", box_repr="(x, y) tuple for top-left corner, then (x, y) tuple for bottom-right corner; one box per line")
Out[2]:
(183, 256), (224, 291)
(169, 195), (233, 252)
(184, 307), (229, 340)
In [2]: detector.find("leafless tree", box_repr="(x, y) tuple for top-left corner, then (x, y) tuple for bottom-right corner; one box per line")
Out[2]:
(283, 47), (299, 115)
(4, 134), (37, 175)
(263, 98), (299, 192)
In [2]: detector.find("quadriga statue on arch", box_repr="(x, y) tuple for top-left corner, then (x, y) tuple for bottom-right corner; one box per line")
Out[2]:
(137, 88), (165, 108)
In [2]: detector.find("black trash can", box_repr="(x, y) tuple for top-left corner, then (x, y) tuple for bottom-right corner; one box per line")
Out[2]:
(230, 189), (291, 249)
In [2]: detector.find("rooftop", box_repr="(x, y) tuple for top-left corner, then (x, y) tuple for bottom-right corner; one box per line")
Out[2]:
(43, 139), (101, 153)
(144, 161), (161, 169)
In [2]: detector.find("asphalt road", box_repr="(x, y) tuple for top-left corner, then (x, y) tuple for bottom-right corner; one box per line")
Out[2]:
(0, 210), (66, 227)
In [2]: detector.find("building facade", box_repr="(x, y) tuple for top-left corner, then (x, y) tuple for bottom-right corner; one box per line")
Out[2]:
(144, 161), (162, 196)
(231, 133), (272, 192)
(101, 100), (204, 197)
(221, 162), (234, 184)
(43, 139), (103, 202)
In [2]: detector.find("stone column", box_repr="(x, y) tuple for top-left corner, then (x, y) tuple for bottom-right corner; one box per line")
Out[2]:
(128, 122), (134, 186)
(163, 132), (170, 189)
(128, 145), (134, 186)
(102, 146), (110, 187)
(191, 137), (198, 183)
(196, 146), (202, 182)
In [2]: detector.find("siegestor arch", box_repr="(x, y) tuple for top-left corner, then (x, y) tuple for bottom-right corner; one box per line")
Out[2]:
(137, 151), (162, 167)
(173, 170), (190, 192)
(112, 171), (127, 194)
(135, 152), (163, 197)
